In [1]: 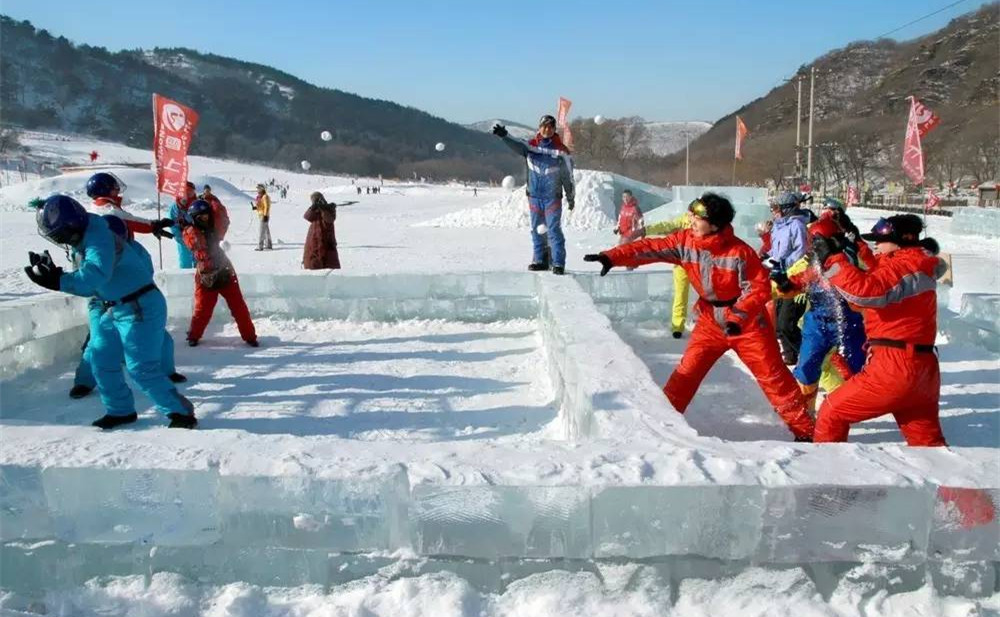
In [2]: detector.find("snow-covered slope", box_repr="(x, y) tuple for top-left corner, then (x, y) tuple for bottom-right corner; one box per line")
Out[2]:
(466, 118), (536, 140)
(642, 120), (712, 156)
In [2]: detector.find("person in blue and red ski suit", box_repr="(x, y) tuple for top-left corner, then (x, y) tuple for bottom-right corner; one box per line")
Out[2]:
(69, 172), (183, 399)
(811, 214), (947, 445)
(585, 193), (815, 441)
(493, 115), (575, 275)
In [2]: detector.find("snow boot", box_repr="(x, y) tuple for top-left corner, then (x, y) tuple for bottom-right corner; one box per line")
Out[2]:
(69, 384), (93, 399)
(246, 339), (259, 348)
(92, 412), (138, 430)
(794, 434), (813, 443)
(169, 372), (187, 383)
(552, 266), (565, 275)
(528, 262), (549, 271)
(187, 339), (198, 347)
(167, 413), (198, 429)
(672, 331), (683, 339)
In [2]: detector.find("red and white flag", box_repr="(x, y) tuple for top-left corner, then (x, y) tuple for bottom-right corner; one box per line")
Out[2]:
(152, 94), (199, 199)
(557, 96), (574, 151)
(846, 185), (860, 207)
(735, 116), (748, 160)
(925, 189), (941, 212)
(902, 98), (925, 185)
(913, 98), (940, 137)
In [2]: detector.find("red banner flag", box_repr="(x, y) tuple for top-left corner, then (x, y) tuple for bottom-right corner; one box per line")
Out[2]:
(925, 189), (941, 212)
(735, 116), (748, 160)
(913, 98), (940, 137)
(152, 94), (199, 199)
(557, 96), (574, 151)
(846, 185), (860, 207)
(902, 98), (925, 185)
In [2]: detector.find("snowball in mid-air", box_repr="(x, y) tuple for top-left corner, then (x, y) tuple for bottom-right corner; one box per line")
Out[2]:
(594, 115), (605, 125)
(300, 160), (311, 171)
(501, 175), (515, 189)
(536, 224), (548, 235)
(320, 130), (332, 141)
(435, 142), (446, 152)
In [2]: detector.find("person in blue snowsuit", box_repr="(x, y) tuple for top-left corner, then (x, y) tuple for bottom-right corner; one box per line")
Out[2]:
(168, 182), (198, 268)
(25, 195), (197, 429)
(493, 115), (575, 275)
(70, 214), (187, 398)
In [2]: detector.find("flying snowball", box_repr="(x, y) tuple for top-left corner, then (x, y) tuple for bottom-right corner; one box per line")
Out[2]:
(320, 130), (332, 141)
(536, 224), (548, 235)
(501, 175), (515, 189)
(594, 115), (605, 125)
(300, 160), (311, 171)
(435, 142), (446, 152)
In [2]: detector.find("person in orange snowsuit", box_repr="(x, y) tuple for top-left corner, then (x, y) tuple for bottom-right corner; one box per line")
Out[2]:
(811, 214), (947, 445)
(585, 193), (815, 441)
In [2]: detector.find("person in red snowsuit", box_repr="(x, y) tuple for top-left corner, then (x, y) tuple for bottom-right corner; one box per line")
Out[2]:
(200, 185), (230, 240)
(811, 214), (946, 445)
(182, 199), (258, 347)
(585, 193), (815, 441)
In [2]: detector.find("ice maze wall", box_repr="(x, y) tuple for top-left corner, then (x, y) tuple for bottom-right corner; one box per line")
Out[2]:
(1, 272), (997, 595)
(951, 206), (1000, 238)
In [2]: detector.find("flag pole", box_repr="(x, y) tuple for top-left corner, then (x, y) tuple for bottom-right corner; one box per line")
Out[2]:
(732, 158), (737, 185)
(157, 192), (163, 269)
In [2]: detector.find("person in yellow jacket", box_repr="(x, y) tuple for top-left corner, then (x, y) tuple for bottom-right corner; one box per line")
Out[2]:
(645, 214), (690, 339)
(253, 184), (273, 251)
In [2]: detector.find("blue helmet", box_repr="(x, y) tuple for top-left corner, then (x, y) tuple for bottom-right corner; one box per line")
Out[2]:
(188, 199), (212, 218)
(85, 172), (123, 199)
(102, 214), (128, 239)
(37, 195), (89, 246)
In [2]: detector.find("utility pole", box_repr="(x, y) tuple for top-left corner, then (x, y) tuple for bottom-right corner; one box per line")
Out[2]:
(795, 76), (803, 178)
(807, 66), (815, 184)
(685, 131), (690, 185)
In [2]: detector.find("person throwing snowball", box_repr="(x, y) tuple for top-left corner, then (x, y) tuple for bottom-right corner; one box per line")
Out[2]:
(493, 115), (575, 275)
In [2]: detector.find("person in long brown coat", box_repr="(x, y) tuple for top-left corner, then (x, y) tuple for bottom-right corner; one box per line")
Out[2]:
(303, 191), (341, 269)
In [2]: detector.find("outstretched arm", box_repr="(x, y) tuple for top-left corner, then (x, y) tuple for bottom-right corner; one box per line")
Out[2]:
(601, 231), (685, 269)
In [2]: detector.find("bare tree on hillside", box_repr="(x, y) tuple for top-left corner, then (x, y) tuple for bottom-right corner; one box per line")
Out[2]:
(616, 116), (650, 161)
(962, 136), (1000, 183)
(0, 127), (21, 155)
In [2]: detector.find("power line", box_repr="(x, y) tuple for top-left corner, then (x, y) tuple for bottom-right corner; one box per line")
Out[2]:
(873, 0), (970, 40)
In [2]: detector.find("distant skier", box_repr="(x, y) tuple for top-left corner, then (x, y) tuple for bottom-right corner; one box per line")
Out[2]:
(26, 195), (196, 429)
(183, 199), (258, 347)
(585, 193), (815, 441)
(253, 184), (273, 251)
(168, 182), (199, 268)
(302, 192), (341, 270)
(493, 115), (575, 275)
(811, 214), (947, 445)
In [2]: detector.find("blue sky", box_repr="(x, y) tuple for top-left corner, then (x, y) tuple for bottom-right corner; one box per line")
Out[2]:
(1, 0), (988, 126)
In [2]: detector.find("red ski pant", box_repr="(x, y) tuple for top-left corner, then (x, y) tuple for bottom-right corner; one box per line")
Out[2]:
(187, 278), (257, 343)
(814, 347), (946, 446)
(664, 313), (815, 439)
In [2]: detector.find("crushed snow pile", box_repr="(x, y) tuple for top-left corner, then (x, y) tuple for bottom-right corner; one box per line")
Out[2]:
(416, 170), (669, 231)
(0, 168), (249, 213)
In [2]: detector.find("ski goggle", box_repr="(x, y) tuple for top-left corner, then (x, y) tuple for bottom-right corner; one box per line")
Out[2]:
(870, 217), (894, 237)
(688, 199), (709, 219)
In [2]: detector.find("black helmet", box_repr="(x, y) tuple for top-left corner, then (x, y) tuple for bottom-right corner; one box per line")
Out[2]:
(37, 195), (89, 246)
(538, 114), (557, 128)
(861, 214), (924, 246)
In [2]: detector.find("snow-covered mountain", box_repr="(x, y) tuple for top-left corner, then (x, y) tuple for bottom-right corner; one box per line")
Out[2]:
(465, 119), (537, 141)
(642, 121), (712, 156)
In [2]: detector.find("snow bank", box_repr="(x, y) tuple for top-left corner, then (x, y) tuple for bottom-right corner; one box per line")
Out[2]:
(0, 168), (249, 213)
(416, 170), (670, 231)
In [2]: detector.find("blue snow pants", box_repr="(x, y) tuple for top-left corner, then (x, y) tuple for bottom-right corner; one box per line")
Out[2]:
(793, 309), (867, 386)
(87, 290), (193, 417)
(175, 237), (195, 269)
(74, 331), (177, 389)
(529, 198), (565, 267)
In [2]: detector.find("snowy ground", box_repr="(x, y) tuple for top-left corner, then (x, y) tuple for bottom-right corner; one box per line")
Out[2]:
(1, 132), (999, 616)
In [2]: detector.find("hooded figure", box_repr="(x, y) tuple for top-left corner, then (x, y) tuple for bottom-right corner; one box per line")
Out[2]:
(303, 192), (341, 270)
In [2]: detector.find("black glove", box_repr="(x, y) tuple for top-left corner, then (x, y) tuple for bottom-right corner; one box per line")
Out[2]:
(724, 322), (742, 337)
(770, 270), (793, 293)
(612, 227), (620, 235)
(151, 218), (175, 240)
(567, 200), (575, 212)
(812, 234), (847, 268)
(263, 215), (270, 223)
(492, 124), (508, 137)
(24, 250), (63, 291)
(583, 253), (613, 276)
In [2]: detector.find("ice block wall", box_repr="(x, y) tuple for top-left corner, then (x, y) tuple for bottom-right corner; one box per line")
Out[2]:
(951, 207), (1000, 238)
(0, 293), (88, 380)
